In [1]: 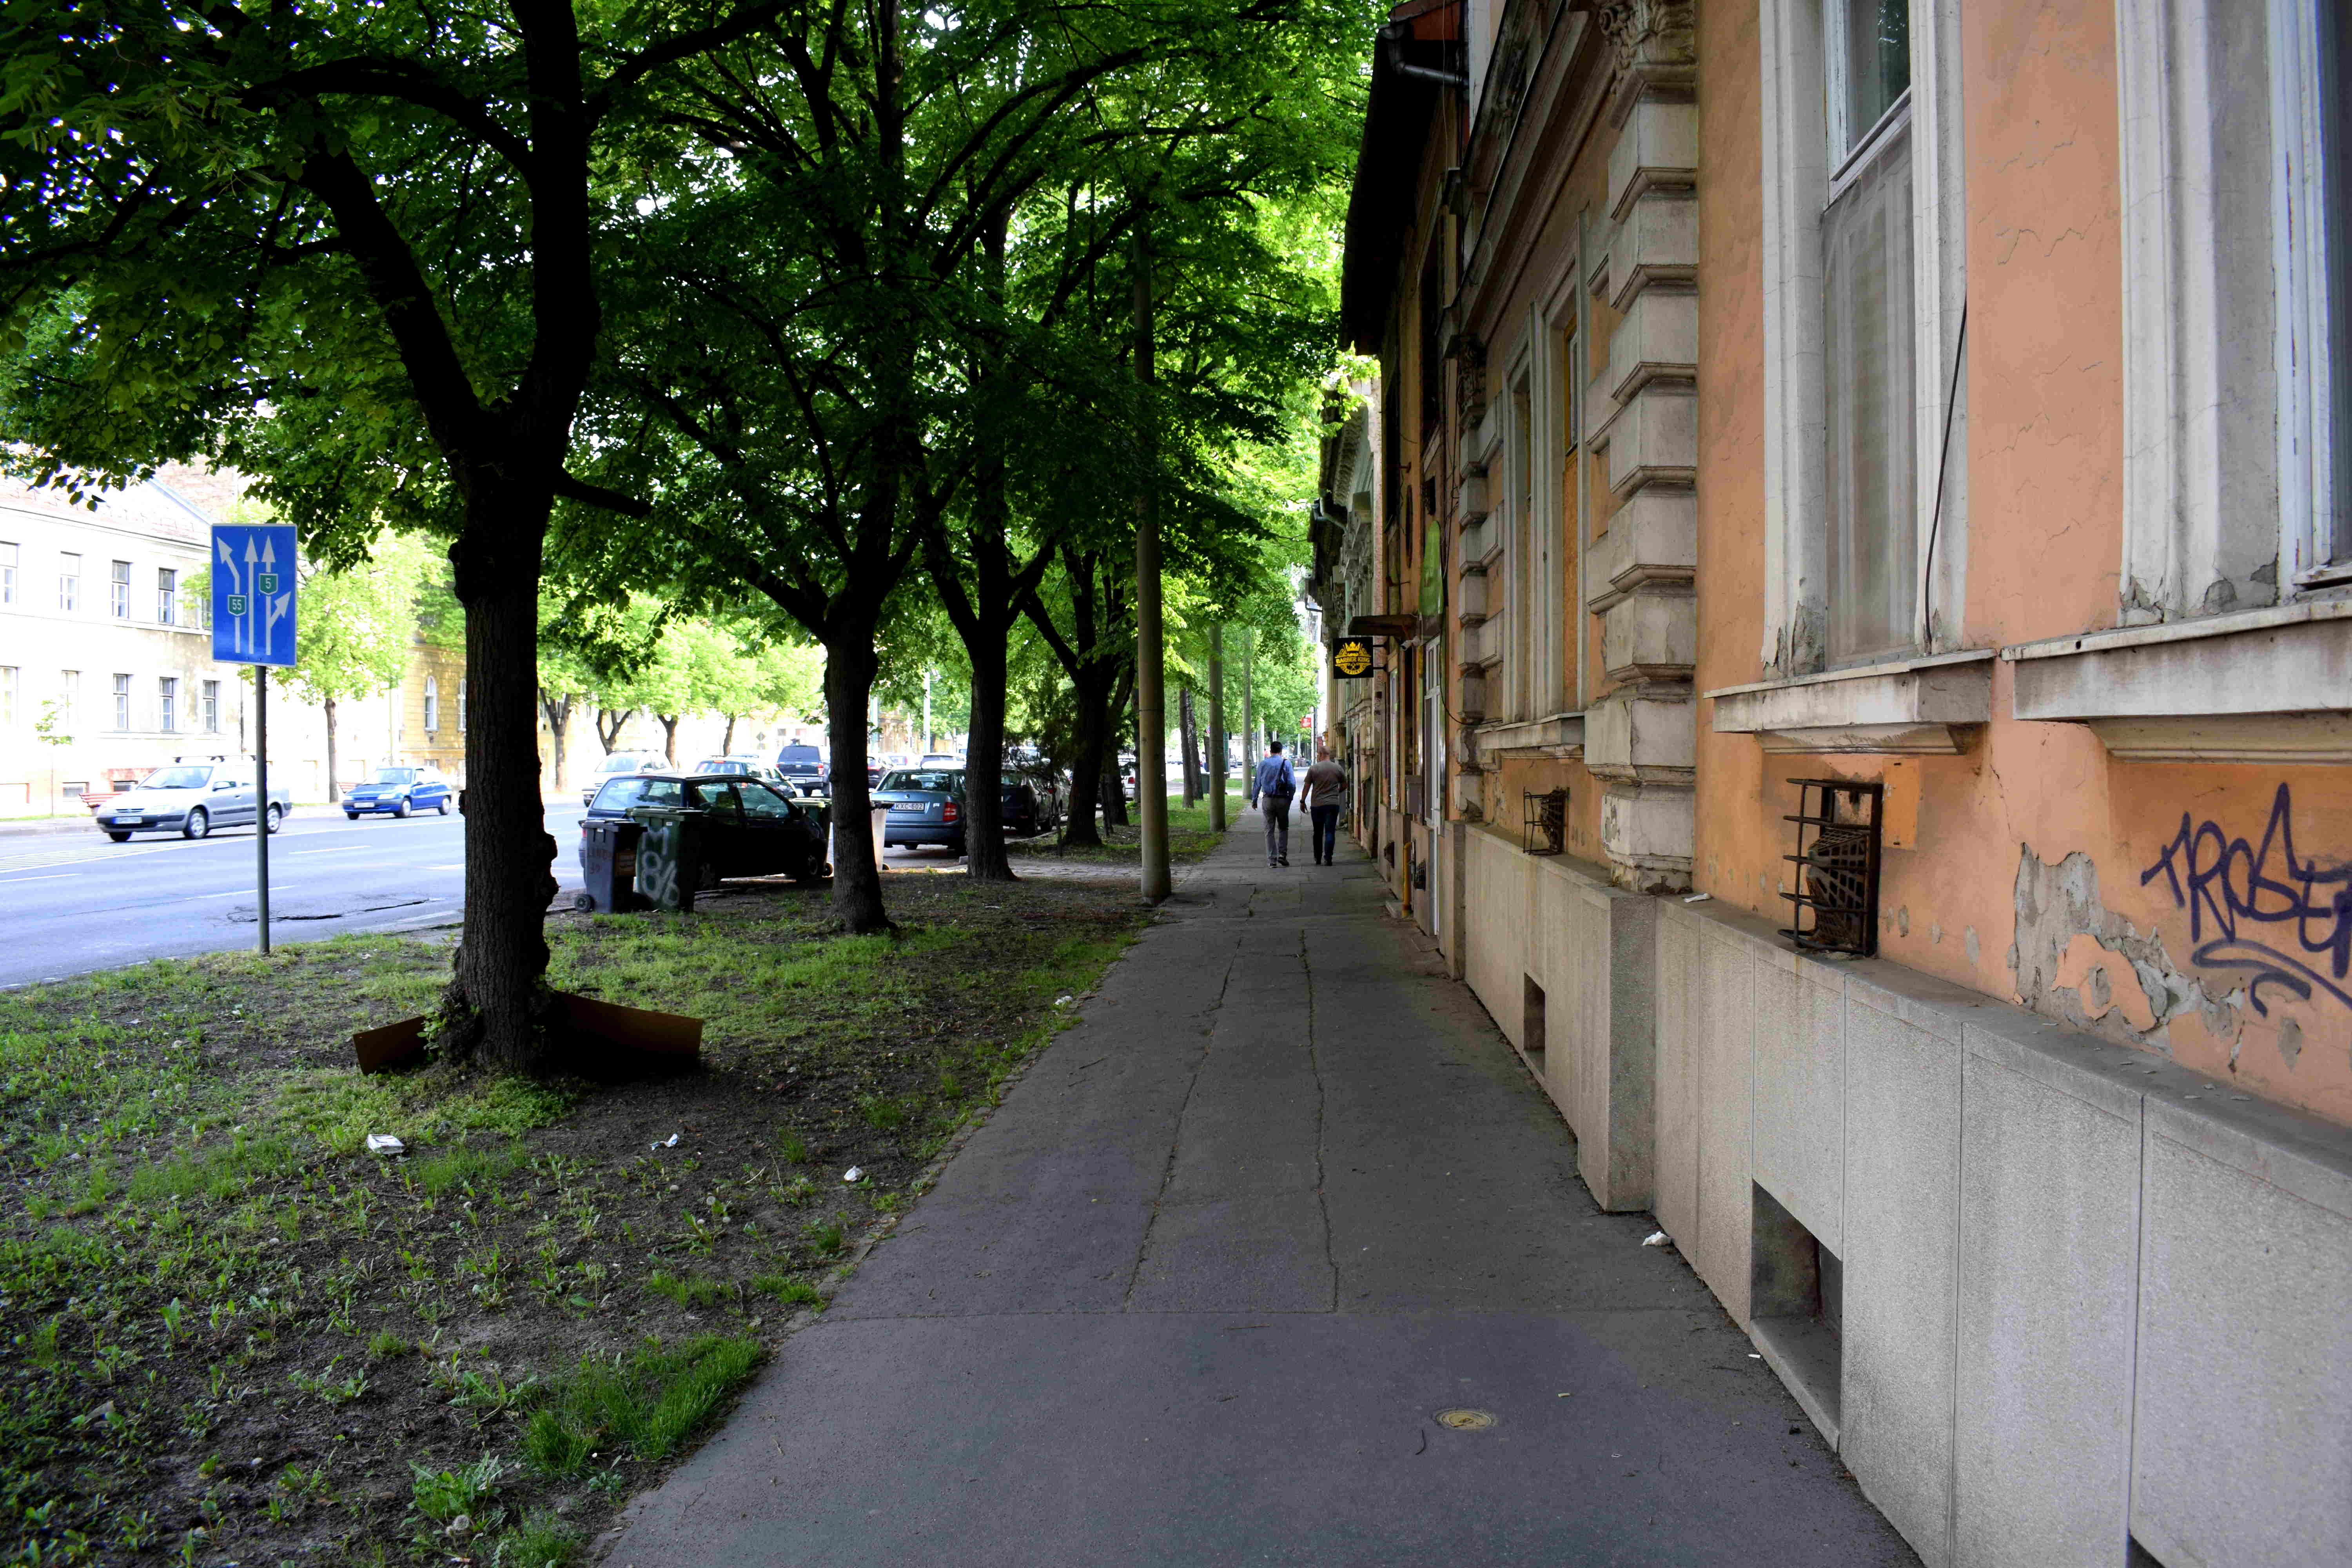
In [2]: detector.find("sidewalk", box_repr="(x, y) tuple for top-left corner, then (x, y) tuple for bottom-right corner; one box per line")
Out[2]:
(601, 813), (1916, 1566)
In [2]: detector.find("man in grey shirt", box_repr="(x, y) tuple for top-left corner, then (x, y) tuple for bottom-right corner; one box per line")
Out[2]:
(1302, 744), (1349, 866)
(1252, 740), (1297, 866)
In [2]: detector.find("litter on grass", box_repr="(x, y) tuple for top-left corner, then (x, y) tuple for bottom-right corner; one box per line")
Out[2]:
(651, 1132), (682, 1151)
(842, 1166), (864, 1184)
(365, 1134), (405, 1157)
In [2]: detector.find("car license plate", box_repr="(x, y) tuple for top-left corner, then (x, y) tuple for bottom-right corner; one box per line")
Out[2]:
(889, 803), (918, 813)
(116, 816), (142, 825)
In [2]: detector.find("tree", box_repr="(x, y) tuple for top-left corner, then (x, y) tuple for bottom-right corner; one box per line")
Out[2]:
(281, 536), (438, 800)
(0, 0), (792, 1069)
(33, 698), (71, 818)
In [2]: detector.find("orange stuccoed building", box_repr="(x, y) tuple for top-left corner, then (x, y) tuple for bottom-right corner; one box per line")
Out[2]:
(1309, 1), (2352, 1563)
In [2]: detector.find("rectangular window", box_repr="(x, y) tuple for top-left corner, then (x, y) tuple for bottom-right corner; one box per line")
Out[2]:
(201, 679), (218, 733)
(0, 543), (16, 605)
(457, 678), (466, 735)
(0, 668), (16, 727)
(1823, 116), (1918, 662)
(111, 673), (130, 731)
(59, 671), (78, 730)
(1511, 379), (1536, 716)
(58, 554), (80, 612)
(158, 677), (178, 734)
(157, 567), (177, 626)
(424, 677), (439, 734)
(2323, 0), (2350, 565)
(109, 560), (130, 619)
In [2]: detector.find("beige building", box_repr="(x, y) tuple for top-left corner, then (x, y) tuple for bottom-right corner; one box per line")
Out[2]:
(0, 468), (461, 811)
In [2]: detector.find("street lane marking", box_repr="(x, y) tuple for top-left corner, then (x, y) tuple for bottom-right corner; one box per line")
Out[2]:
(0, 874), (72, 884)
(290, 846), (374, 855)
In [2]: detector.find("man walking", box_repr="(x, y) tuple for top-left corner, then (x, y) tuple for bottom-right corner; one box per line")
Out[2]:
(1302, 742), (1349, 866)
(1252, 739), (1297, 867)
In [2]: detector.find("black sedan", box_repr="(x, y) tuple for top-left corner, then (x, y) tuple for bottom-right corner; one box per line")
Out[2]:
(583, 773), (829, 884)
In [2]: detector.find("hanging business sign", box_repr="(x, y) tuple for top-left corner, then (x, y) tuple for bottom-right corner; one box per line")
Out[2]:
(1331, 637), (1374, 678)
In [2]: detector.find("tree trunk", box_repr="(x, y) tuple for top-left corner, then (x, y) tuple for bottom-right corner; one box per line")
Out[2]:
(962, 632), (1014, 878)
(324, 696), (339, 802)
(438, 527), (557, 1071)
(1061, 673), (1107, 848)
(1102, 665), (1134, 828)
(539, 691), (573, 796)
(1240, 628), (1254, 804)
(657, 714), (679, 765)
(823, 638), (889, 932)
(722, 713), (737, 754)
(1178, 684), (1200, 806)
(1208, 626), (1226, 832)
(596, 708), (632, 752)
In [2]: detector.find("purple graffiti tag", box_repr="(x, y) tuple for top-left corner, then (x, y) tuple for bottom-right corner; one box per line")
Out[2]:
(2140, 784), (2352, 1015)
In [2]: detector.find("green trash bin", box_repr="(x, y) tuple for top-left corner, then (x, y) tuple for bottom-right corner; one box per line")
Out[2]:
(626, 805), (708, 912)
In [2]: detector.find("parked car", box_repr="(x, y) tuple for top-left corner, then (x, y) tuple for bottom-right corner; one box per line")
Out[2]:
(583, 773), (829, 884)
(773, 743), (829, 797)
(580, 750), (668, 808)
(1000, 771), (1055, 837)
(94, 760), (292, 841)
(342, 765), (454, 820)
(918, 752), (962, 768)
(873, 768), (966, 856)
(1118, 755), (1138, 800)
(692, 756), (790, 789)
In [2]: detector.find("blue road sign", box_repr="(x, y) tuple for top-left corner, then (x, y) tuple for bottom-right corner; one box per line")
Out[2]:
(210, 525), (299, 667)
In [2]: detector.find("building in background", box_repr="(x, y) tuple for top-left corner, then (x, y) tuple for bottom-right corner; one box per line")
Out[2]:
(0, 467), (466, 810)
(1318, 1), (2352, 1563)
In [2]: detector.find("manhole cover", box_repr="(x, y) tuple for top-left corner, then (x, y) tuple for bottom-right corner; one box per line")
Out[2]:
(1436, 1408), (1496, 1430)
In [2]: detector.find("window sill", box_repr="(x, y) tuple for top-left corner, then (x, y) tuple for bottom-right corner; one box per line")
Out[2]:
(2002, 600), (2352, 763)
(1473, 712), (1584, 760)
(1705, 650), (1994, 755)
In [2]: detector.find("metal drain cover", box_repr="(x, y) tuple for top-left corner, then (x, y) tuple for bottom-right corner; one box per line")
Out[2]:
(1436, 1408), (1496, 1430)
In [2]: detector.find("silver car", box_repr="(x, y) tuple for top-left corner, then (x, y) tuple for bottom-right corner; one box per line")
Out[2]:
(95, 760), (294, 842)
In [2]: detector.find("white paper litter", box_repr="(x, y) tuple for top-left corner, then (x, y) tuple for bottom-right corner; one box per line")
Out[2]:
(1641, 1230), (1672, 1247)
(1054, 995), (1073, 1007)
(650, 1132), (682, 1151)
(842, 1166), (864, 1184)
(365, 1134), (405, 1156)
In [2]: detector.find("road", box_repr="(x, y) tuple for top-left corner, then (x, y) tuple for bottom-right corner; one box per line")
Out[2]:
(0, 800), (986, 988)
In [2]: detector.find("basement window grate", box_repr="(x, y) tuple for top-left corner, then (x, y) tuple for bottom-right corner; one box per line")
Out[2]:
(1522, 788), (1566, 856)
(1779, 778), (1883, 958)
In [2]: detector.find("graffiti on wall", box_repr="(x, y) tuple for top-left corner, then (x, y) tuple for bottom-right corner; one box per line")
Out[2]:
(2140, 785), (2352, 1016)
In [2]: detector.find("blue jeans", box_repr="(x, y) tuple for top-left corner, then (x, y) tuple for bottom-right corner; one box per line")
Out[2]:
(1263, 797), (1291, 862)
(1310, 804), (1341, 862)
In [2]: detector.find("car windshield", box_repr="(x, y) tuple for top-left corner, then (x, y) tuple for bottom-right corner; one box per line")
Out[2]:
(881, 770), (960, 793)
(777, 747), (822, 765)
(692, 760), (744, 774)
(373, 769), (416, 785)
(593, 779), (646, 810)
(141, 766), (212, 790)
(601, 755), (643, 772)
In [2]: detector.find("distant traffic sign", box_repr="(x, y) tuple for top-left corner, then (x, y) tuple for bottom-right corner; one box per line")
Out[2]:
(211, 525), (298, 667)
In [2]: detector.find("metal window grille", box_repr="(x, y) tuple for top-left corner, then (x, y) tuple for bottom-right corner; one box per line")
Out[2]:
(1522, 788), (1566, 855)
(1780, 778), (1883, 956)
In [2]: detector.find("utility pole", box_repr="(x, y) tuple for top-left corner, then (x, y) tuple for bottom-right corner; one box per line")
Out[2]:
(1134, 209), (1170, 903)
(1207, 625), (1226, 832)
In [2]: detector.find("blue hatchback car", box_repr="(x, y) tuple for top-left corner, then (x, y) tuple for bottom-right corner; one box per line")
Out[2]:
(342, 766), (454, 820)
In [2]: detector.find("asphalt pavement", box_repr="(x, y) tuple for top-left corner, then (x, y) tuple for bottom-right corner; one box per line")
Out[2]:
(600, 809), (1918, 1567)
(0, 799), (1001, 988)
(0, 801), (585, 987)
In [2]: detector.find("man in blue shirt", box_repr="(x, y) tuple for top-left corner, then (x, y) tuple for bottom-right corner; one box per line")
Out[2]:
(1252, 739), (1298, 867)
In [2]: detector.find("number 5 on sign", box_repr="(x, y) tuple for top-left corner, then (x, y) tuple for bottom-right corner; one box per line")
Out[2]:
(211, 524), (298, 667)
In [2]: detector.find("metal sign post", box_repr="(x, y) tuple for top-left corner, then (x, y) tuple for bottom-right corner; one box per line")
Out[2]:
(212, 524), (299, 954)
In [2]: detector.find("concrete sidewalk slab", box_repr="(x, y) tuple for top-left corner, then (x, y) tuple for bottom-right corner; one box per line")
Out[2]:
(601, 815), (1918, 1567)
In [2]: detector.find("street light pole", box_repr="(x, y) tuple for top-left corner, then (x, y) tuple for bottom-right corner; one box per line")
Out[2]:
(255, 666), (271, 955)
(1134, 209), (1170, 904)
(1207, 624), (1226, 833)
